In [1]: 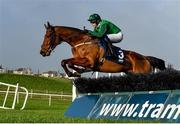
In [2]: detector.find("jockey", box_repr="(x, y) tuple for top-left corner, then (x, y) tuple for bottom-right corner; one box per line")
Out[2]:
(86, 13), (124, 63)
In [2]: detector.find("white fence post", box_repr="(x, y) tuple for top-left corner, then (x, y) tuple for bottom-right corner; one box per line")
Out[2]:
(2, 86), (10, 108)
(30, 89), (33, 98)
(61, 91), (63, 99)
(49, 95), (51, 106)
(17, 90), (19, 104)
(12, 83), (19, 109)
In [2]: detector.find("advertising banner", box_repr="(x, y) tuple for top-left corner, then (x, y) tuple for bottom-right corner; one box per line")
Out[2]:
(65, 90), (180, 122)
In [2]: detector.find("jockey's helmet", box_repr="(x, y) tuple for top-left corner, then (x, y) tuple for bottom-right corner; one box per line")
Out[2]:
(88, 14), (101, 23)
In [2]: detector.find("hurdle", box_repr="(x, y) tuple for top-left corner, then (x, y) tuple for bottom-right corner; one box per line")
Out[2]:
(72, 72), (126, 101)
(0, 82), (28, 110)
(72, 72), (112, 101)
(66, 69), (180, 123)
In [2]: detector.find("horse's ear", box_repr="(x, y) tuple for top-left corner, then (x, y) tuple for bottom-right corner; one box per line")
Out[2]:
(47, 21), (51, 28)
(44, 24), (48, 29)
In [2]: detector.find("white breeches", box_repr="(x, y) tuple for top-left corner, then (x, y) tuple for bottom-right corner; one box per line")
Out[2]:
(107, 32), (123, 43)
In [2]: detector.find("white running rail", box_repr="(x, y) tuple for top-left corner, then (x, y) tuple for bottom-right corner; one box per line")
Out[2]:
(0, 82), (28, 110)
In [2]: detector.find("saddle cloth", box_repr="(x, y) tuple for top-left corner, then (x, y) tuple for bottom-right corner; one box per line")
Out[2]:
(99, 40), (124, 64)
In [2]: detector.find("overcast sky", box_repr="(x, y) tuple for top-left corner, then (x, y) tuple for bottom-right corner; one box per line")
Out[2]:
(0, 0), (180, 75)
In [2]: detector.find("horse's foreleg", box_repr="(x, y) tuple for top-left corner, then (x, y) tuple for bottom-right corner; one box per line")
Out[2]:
(69, 65), (92, 74)
(61, 58), (92, 77)
(61, 59), (74, 77)
(68, 58), (91, 73)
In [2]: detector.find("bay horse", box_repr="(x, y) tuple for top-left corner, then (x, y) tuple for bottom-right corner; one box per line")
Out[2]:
(40, 22), (165, 77)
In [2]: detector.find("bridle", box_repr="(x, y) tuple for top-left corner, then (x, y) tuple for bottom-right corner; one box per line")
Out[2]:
(48, 29), (62, 52)
(49, 31), (56, 51)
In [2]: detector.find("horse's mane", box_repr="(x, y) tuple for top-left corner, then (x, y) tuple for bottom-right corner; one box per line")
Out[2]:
(54, 25), (97, 41)
(55, 26), (83, 33)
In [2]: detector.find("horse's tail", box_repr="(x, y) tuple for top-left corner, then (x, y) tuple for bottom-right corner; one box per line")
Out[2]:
(146, 56), (166, 71)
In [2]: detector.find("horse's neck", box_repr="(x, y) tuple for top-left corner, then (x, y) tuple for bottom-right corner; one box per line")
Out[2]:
(55, 26), (94, 47)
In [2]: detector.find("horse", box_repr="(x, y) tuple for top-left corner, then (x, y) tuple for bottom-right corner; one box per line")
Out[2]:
(40, 22), (166, 77)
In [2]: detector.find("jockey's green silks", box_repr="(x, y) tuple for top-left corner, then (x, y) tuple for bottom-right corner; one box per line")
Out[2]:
(88, 20), (121, 38)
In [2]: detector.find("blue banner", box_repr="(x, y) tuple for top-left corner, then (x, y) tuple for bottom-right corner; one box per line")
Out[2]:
(65, 90), (180, 122)
(89, 93), (130, 119)
(65, 95), (100, 118)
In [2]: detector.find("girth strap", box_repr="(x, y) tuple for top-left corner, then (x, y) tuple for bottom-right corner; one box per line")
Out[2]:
(73, 42), (92, 48)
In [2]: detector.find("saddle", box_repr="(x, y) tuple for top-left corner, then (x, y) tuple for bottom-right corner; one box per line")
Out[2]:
(99, 40), (124, 64)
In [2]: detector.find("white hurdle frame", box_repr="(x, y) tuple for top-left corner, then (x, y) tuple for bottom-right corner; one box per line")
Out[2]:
(0, 82), (29, 110)
(72, 69), (159, 101)
(72, 72), (112, 101)
(72, 83), (77, 101)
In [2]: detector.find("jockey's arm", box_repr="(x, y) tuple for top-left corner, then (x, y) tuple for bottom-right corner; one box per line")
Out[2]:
(88, 24), (107, 38)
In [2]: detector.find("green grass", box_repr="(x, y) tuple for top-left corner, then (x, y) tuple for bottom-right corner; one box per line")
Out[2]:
(0, 73), (72, 94)
(0, 97), (159, 123)
(0, 97), (71, 123)
(0, 73), (160, 123)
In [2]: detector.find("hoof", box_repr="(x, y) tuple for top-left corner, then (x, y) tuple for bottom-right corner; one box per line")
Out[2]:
(73, 72), (81, 77)
(67, 72), (74, 77)
(67, 72), (81, 77)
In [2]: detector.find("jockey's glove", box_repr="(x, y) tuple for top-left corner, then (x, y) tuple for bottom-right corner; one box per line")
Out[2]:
(83, 29), (89, 34)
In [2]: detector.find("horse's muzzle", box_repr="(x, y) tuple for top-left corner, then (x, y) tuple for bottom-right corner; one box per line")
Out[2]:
(40, 50), (50, 57)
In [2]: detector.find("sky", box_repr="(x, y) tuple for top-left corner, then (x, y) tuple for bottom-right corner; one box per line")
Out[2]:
(0, 0), (180, 75)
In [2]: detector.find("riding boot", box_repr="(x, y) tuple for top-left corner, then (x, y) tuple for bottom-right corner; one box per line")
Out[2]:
(107, 41), (124, 63)
(107, 42), (115, 57)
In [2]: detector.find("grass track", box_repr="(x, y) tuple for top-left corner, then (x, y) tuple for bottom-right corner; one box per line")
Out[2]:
(0, 73), (72, 94)
(0, 73), (160, 123)
(0, 98), (158, 123)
